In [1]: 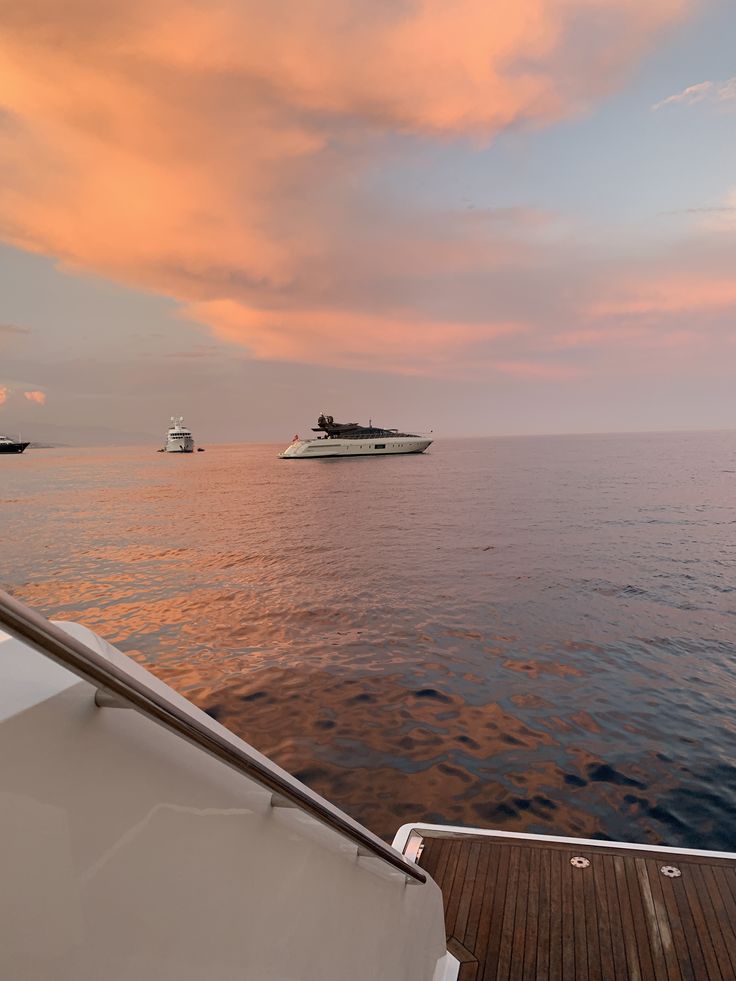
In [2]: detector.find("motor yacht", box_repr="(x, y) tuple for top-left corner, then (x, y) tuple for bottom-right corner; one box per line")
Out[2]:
(280, 413), (432, 458)
(0, 434), (30, 454)
(165, 417), (194, 453)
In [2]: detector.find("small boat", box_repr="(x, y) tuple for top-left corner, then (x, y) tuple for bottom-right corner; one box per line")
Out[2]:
(280, 413), (432, 458)
(164, 417), (194, 453)
(0, 434), (30, 454)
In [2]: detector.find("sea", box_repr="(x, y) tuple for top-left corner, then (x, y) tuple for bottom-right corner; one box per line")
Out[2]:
(2, 431), (736, 848)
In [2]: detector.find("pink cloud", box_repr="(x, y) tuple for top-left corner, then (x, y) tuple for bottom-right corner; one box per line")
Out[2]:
(490, 360), (582, 380)
(590, 278), (736, 318)
(653, 77), (736, 110)
(0, 0), (689, 375)
(23, 390), (46, 404)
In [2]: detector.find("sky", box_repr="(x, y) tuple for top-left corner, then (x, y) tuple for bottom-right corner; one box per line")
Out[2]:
(0, 0), (734, 443)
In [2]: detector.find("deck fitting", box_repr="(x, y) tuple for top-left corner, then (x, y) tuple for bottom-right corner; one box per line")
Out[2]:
(570, 856), (590, 868)
(661, 864), (682, 877)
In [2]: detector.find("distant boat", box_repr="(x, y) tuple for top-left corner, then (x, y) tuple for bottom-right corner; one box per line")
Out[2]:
(164, 417), (194, 453)
(0, 434), (30, 454)
(280, 413), (432, 458)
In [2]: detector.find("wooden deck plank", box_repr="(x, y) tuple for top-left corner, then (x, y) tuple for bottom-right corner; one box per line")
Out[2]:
(443, 840), (465, 938)
(634, 857), (670, 981)
(547, 846), (562, 981)
(668, 856), (709, 981)
(572, 850), (590, 980)
(561, 848), (577, 980)
(509, 846), (531, 981)
(656, 862), (696, 981)
(706, 867), (736, 975)
(642, 858), (681, 981)
(520, 845), (540, 981)
(464, 838), (493, 953)
(456, 843), (483, 944)
(428, 837), (450, 886)
(612, 855), (643, 981)
(680, 862), (724, 981)
(582, 853), (602, 981)
(591, 855), (614, 980)
(691, 863), (736, 979)
(493, 845), (522, 981)
(447, 841), (472, 939)
(601, 854), (630, 981)
(622, 853), (659, 981)
(475, 842), (506, 980)
(534, 847), (551, 981)
(415, 832), (736, 981)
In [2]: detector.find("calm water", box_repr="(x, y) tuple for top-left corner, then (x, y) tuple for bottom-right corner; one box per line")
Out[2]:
(3, 433), (736, 847)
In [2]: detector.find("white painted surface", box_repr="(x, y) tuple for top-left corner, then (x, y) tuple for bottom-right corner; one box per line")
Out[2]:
(0, 629), (77, 721)
(0, 622), (128, 722)
(1, 630), (447, 980)
(393, 821), (736, 862)
(280, 436), (432, 458)
(432, 952), (460, 981)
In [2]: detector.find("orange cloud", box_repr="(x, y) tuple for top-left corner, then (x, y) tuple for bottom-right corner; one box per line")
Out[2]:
(0, 0), (688, 373)
(0, 386), (8, 406)
(185, 298), (524, 373)
(23, 389), (46, 404)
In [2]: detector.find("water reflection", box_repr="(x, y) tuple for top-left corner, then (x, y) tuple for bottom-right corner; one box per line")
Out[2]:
(3, 434), (736, 848)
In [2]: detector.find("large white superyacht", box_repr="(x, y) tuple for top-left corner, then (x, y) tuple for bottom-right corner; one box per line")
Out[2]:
(280, 413), (432, 458)
(164, 416), (194, 453)
(2, 588), (735, 980)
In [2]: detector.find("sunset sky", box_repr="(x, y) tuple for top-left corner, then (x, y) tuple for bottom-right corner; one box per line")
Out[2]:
(0, 0), (734, 442)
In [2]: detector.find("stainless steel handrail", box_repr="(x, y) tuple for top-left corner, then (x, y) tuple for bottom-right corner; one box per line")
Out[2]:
(0, 589), (426, 884)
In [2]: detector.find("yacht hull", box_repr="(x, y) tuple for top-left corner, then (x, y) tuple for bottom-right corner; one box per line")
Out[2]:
(165, 438), (194, 452)
(0, 441), (30, 454)
(280, 437), (432, 458)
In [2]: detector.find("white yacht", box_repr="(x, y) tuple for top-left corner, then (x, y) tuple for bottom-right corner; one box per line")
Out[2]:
(2, 588), (735, 980)
(280, 413), (432, 458)
(165, 416), (194, 453)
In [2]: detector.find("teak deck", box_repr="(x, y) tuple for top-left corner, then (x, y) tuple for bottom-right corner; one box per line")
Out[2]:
(416, 832), (736, 981)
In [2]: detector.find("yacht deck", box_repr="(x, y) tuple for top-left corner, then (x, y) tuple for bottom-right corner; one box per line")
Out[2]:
(413, 829), (736, 980)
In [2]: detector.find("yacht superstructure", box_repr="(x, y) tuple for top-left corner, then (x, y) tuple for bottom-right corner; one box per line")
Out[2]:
(165, 416), (194, 453)
(280, 413), (432, 458)
(2, 588), (735, 981)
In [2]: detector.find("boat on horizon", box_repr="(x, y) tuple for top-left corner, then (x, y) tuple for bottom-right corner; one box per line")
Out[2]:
(164, 416), (194, 453)
(280, 413), (432, 458)
(0, 434), (30, 454)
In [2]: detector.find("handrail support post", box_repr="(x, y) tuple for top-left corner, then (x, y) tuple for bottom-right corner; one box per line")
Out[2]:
(271, 792), (299, 809)
(94, 688), (131, 709)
